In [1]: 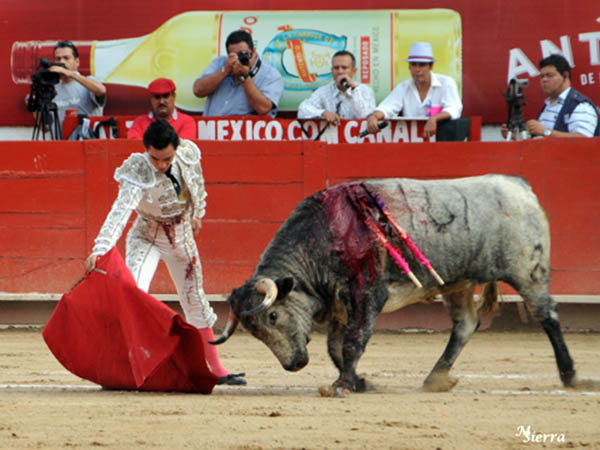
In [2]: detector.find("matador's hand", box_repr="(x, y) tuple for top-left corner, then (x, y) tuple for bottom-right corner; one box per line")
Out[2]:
(85, 254), (98, 274)
(192, 218), (202, 236)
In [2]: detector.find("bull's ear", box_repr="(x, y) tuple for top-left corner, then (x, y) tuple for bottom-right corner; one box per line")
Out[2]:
(275, 277), (294, 300)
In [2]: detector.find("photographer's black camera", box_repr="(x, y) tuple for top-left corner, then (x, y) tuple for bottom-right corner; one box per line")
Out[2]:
(237, 50), (251, 66)
(27, 58), (66, 113)
(27, 58), (67, 140)
(32, 58), (64, 87)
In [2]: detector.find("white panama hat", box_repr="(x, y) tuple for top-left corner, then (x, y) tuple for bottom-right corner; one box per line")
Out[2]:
(404, 42), (437, 63)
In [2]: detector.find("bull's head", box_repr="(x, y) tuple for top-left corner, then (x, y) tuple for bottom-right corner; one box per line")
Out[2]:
(211, 277), (314, 372)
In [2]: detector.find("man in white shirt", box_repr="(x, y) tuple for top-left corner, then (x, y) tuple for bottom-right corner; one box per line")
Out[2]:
(366, 42), (462, 139)
(297, 50), (375, 126)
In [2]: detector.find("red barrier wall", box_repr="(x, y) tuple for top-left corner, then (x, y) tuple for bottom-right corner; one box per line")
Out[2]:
(1, 139), (598, 296)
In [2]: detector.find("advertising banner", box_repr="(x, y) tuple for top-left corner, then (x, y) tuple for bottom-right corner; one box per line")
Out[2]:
(196, 117), (439, 143)
(63, 115), (447, 143)
(3, 0), (599, 126)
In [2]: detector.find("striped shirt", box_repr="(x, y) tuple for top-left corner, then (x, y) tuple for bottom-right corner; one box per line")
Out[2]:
(539, 88), (598, 137)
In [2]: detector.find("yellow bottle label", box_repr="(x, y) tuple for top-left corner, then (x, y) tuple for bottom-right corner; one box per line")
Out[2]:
(96, 10), (461, 112)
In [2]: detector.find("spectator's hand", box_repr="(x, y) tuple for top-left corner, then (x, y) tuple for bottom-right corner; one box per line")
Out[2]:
(366, 114), (381, 134)
(48, 64), (74, 80)
(232, 61), (250, 79)
(526, 119), (545, 137)
(223, 53), (237, 76)
(85, 254), (98, 274)
(423, 118), (438, 139)
(192, 218), (202, 236)
(229, 51), (252, 79)
(322, 111), (341, 126)
(336, 74), (356, 90)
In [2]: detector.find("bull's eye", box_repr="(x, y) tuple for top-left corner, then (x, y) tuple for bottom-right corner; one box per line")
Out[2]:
(268, 311), (277, 325)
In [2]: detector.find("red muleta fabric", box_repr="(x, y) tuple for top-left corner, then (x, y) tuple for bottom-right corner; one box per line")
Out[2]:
(42, 248), (218, 393)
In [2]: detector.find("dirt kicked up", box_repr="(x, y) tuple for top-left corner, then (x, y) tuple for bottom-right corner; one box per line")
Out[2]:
(0, 328), (599, 449)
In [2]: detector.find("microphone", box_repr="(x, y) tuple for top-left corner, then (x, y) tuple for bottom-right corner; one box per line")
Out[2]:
(340, 79), (350, 89)
(360, 121), (389, 138)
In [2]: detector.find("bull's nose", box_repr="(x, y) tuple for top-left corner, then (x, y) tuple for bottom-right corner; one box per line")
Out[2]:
(284, 355), (309, 372)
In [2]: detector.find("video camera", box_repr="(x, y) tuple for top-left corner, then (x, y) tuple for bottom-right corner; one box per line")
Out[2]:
(237, 50), (251, 66)
(503, 78), (529, 140)
(504, 78), (528, 109)
(28, 58), (66, 140)
(27, 58), (65, 113)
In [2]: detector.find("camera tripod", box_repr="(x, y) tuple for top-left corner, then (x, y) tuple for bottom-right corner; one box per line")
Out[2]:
(505, 103), (528, 141)
(504, 78), (529, 141)
(32, 99), (62, 140)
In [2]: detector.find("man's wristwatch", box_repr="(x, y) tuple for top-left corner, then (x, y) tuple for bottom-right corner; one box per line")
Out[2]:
(543, 129), (552, 137)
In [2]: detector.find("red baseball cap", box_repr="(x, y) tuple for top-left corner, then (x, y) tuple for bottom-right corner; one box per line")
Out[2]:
(148, 78), (176, 95)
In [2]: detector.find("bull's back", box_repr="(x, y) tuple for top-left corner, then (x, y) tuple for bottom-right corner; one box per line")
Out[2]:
(365, 175), (550, 287)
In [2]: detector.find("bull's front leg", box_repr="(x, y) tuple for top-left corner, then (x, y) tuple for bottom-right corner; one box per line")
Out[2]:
(333, 327), (371, 393)
(323, 281), (388, 396)
(332, 290), (385, 394)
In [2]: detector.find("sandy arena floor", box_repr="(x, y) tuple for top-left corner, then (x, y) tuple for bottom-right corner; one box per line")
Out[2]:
(0, 328), (598, 450)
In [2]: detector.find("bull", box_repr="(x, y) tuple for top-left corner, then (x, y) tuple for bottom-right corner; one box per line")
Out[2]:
(212, 175), (576, 395)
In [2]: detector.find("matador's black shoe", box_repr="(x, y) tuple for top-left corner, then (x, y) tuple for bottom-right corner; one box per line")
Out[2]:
(217, 372), (247, 386)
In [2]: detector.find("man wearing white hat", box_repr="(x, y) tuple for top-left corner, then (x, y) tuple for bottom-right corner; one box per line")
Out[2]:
(366, 42), (462, 139)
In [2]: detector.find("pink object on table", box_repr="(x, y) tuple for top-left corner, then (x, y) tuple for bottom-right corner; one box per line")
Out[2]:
(427, 106), (443, 117)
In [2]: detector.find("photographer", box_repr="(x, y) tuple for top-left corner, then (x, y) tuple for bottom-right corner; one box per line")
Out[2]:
(47, 41), (106, 128)
(502, 54), (599, 139)
(193, 30), (283, 117)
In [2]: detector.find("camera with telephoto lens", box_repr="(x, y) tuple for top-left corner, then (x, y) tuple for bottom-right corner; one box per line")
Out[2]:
(27, 58), (66, 112)
(237, 50), (252, 66)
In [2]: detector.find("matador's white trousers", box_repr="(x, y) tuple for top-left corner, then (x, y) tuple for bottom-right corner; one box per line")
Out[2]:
(124, 215), (217, 329)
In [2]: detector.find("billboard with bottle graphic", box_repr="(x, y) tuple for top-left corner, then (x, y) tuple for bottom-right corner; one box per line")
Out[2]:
(11, 10), (461, 114)
(3, 0), (599, 126)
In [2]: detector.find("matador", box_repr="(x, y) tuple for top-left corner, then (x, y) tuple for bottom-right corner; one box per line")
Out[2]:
(85, 119), (245, 386)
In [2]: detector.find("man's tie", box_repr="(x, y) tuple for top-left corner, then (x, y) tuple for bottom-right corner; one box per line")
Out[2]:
(164, 165), (181, 196)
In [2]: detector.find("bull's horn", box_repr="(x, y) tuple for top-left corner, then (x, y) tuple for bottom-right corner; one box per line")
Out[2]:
(241, 278), (278, 316)
(209, 309), (239, 345)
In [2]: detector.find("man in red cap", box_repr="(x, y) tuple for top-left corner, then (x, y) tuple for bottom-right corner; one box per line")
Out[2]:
(128, 78), (196, 139)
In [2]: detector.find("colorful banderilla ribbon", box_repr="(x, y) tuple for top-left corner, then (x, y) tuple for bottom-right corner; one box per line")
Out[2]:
(356, 184), (445, 288)
(362, 213), (424, 288)
(372, 196), (445, 286)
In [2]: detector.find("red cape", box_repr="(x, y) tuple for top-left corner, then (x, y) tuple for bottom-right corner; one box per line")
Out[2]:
(43, 248), (218, 393)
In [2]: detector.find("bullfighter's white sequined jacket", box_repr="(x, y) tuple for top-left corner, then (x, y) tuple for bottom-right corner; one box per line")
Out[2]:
(91, 139), (207, 256)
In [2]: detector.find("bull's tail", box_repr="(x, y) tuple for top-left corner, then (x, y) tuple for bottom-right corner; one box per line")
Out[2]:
(478, 282), (500, 314)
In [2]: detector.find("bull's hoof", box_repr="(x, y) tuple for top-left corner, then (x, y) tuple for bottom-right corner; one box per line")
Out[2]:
(354, 377), (367, 392)
(561, 370), (577, 388)
(422, 372), (458, 392)
(318, 384), (349, 398)
(364, 379), (377, 392)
